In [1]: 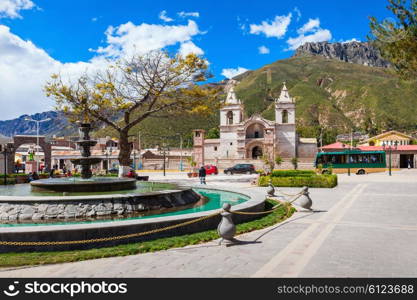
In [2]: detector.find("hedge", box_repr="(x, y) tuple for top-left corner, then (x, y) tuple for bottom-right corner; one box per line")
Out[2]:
(259, 174), (337, 188)
(270, 170), (316, 177)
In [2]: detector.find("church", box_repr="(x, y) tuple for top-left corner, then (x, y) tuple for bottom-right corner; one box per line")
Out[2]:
(193, 80), (317, 167)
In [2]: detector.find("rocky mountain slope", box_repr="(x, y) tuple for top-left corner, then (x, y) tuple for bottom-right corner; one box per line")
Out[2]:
(0, 111), (76, 137)
(2, 42), (416, 147)
(234, 55), (417, 143)
(294, 41), (390, 68)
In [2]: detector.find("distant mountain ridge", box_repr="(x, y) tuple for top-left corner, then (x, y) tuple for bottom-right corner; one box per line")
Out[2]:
(294, 41), (390, 68)
(0, 111), (75, 137)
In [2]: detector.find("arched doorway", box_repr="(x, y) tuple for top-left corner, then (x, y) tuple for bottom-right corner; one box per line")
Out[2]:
(12, 135), (51, 173)
(252, 146), (263, 159)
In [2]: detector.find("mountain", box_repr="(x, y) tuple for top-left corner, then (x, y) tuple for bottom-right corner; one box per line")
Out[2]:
(233, 54), (417, 143)
(294, 41), (390, 68)
(4, 43), (417, 147)
(0, 111), (76, 137)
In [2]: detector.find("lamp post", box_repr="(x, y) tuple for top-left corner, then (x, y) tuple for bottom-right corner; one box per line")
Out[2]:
(382, 141), (398, 176)
(176, 133), (183, 171)
(102, 148), (108, 174)
(24, 117), (50, 172)
(2, 144), (14, 185)
(132, 149), (137, 170)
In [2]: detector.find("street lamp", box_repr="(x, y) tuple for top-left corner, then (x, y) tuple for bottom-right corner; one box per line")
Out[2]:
(132, 149), (137, 170)
(1, 144), (14, 185)
(24, 117), (50, 172)
(382, 141), (398, 176)
(176, 133), (183, 171)
(101, 148), (113, 174)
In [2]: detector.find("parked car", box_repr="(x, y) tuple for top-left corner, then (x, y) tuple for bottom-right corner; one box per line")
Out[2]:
(224, 164), (256, 175)
(108, 168), (119, 174)
(204, 164), (218, 175)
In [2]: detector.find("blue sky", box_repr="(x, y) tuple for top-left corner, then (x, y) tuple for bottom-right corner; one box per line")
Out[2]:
(0, 0), (393, 119)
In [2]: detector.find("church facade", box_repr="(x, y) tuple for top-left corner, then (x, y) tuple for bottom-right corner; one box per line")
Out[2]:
(193, 81), (317, 167)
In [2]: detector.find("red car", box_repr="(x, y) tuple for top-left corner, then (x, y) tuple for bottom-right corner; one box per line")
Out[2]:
(204, 165), (218, 175)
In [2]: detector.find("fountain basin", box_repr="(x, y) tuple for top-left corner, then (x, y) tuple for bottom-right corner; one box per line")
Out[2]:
(0, 183), (201, 222)
(0, 186), (265, 253)
(30, 177), (137, 193)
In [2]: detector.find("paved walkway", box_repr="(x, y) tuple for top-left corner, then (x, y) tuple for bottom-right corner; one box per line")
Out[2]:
(1, 170), (417, 277)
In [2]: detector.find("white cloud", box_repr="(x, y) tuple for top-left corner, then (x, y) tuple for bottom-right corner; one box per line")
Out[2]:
(249, 13), (292, 39)
(94, 20), (201, 58)
(0, 20), (205, 119)
(158, 10), (173, 22)
(91, 17), (98, 22)
(293, 7), (301, 21)
(178, 11), (199, 18)
(258, 45), (270, 54)
(297, 18), (320, 34)
(0, 0), (35, 18)
(341, 38), (360, 43)
(286, 18), (332, 50)
(221, 67), (249, 79)
(179, 41), (204, 56)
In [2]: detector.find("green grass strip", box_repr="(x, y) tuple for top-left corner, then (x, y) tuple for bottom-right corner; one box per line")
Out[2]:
(0, 199), (295, 268)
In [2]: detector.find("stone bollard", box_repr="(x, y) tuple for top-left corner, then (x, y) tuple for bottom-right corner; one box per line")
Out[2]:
(217, 203), (237, 245)
(266, 179), (275, 197)
(294, 186), (313, 210)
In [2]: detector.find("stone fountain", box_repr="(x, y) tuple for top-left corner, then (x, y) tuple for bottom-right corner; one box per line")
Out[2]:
(30, 122), (136, 193)
(70, 122), (102, 179)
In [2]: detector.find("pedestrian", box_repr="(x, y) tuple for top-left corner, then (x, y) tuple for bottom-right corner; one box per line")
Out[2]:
(408, 158), (411, 169)
(198, 165), (206, 185)
(63, 165), (67, 175)
(49, 166), (55, 178)
(32, 171), (39, 180)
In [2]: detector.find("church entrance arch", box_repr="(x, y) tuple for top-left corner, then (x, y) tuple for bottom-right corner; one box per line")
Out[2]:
(12, 135), (52, 173)
(251, 146), (263, 159)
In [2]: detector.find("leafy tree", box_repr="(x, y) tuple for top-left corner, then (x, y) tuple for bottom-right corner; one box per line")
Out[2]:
(45, 51), (219, 176)
(369, 0), (417, 78)
(291, 157), (299, 170)
(205, 127), (220, 139)
(275, 155), (283, 167)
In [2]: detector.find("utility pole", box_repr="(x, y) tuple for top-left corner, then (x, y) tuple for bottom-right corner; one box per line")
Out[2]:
(25, 117), (50, 172)
(179, 134), (183, 171)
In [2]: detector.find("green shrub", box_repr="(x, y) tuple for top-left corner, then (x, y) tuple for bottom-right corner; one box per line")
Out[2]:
(0, 178), (16, 185)
(259, 174), (337, 188)
(271, 170), (315, 177)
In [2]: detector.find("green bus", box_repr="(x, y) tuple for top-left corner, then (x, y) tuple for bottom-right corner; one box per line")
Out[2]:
(315, 150), (386, 174)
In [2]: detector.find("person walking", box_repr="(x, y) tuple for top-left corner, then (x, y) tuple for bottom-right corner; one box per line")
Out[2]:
(198, 166), (207, 185)
(408, 158), (411, 169)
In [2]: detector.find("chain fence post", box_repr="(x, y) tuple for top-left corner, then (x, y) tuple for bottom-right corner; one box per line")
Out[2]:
(294, 186), (313, 210)
(217, 203), (237, 245)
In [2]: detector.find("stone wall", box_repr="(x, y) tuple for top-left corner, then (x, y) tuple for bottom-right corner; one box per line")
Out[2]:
(297, 142), (318, 158)
(0, 189), (200, 222)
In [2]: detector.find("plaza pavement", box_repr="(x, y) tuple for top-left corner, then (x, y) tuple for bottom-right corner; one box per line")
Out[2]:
(1, 169), (417, 277)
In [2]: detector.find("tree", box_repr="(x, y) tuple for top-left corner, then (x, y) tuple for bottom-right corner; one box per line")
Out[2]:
(369, 0), (417, 79)
(291, 157), (299, 170)
(275, 155), (283, 168)
(45, 51), (219, 176)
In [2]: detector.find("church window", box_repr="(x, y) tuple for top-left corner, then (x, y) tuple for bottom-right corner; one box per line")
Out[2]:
(230, 142), (233, 146)
(254, 131), (259, 138)
(226, 111), (234, 125)
(282, 110), (288, 124)
(214, 146), (218, 151)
